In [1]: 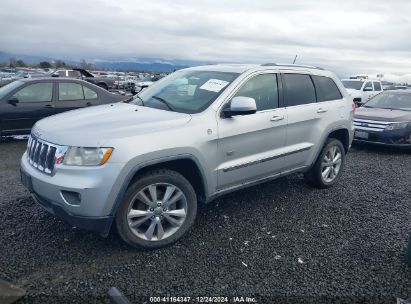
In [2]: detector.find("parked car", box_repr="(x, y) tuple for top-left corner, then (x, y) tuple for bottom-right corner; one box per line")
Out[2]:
(20, 64), (354, 249)
(0, 78), (127, 136)
(342, 78), (383, 106)
(353, 90), (411, 147)
(50, 69), (82, 78)
(132, 74), (163, 93)
(51, 68), (116, 91)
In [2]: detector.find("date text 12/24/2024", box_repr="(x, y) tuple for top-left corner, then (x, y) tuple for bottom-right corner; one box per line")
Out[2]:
(149, 296), (257, 303)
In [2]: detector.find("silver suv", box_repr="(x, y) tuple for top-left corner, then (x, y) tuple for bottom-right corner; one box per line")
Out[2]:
(20, 64), (354, 249)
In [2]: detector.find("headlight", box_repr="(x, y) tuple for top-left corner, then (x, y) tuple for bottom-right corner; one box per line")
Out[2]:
(385, 122), (410, 130)
(63, 147), (113, 166)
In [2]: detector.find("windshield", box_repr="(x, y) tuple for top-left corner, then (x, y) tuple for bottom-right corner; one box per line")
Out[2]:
(364, 92), (411, 111)
(131, 70), (239, 113)
(342, 80), (364, 90)
(0, 80), (24, 99)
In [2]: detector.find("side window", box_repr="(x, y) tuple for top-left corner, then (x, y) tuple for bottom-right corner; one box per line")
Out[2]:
(373, 82), (382, 91)
(83, 86), (98, 99)
(59, 83), (84, 101)
(363, 82), (373, 91)
(312, 75), (342, 102)
(234, 74), (278, 111)
(13, 83), (53, 102)
(283, 74), (316, 106)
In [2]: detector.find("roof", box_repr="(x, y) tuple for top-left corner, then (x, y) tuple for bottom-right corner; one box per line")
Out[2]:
(18, 77), (87, 83)
(341, 78), (381, 82)
(186, 63), (330, 74)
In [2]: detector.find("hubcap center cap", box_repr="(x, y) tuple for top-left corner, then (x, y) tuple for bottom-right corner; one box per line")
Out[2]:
(153, 207), (163, 216)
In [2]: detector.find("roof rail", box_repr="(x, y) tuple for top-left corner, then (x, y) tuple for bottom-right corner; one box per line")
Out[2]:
(261, 63), (324, 70)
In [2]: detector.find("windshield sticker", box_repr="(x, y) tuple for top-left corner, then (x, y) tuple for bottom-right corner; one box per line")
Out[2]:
(200, 79), (229, 92)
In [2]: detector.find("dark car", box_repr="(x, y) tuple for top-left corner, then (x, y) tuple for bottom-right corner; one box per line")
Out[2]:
(50, 68), (116, 91)
(353, 90), (411, 148)
(0, 78), (128, 136)
(73, 68), (116, 90)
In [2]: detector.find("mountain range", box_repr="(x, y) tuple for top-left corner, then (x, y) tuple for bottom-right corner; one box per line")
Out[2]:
(0, 51), (203, 72)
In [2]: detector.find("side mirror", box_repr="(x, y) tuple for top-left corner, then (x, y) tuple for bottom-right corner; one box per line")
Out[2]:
(224, 96), (257, 118)
(8, 96), (19, 105)
(363, 87), (372, 92)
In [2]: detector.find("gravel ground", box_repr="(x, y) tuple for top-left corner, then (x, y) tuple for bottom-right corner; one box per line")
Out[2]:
(0, 139), (410, 303)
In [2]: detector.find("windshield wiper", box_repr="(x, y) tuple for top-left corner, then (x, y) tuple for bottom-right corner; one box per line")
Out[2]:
(133, 95), (144, 106)
(152, 96), (175, 111)
(122, 96), (134, 103)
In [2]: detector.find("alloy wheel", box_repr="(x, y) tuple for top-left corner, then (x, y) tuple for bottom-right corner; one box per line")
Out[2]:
(126, 183), (188, 241)
(321, 145), (342, 183)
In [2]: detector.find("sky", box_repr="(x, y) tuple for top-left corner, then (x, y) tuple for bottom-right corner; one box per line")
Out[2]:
(1, 0), (411, 81)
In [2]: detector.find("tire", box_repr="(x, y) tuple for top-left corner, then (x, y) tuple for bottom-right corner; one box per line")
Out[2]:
(98, 83), (108, 90)
(115, 169), (197, 249)
(304, 138), (346, 189)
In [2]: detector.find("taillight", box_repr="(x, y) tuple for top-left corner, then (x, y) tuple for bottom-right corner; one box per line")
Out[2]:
(351, 103), (356, 112)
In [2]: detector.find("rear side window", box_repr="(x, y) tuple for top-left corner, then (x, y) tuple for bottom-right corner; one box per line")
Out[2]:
(83, 86), (98, 99)
(373, 82), (382, 91)
(234, 73), (278, 111)
(59, 83), (84, 101)
(283, 74), (316, 106)
(312, 75), (342, 102)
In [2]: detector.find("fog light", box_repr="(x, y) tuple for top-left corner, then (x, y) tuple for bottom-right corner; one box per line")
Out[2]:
(61, 190), (82, 205)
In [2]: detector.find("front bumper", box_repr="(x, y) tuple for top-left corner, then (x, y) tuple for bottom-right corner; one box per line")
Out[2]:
(353, 128), (411, 148)
(31, 191), (112, 235)
(20, 152), (125, 235)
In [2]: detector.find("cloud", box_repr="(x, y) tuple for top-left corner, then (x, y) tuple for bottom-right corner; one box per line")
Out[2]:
(0, 0), (411, 80)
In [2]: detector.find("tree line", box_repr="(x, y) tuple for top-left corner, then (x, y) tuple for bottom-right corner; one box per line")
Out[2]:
(0, 58), (95, 70)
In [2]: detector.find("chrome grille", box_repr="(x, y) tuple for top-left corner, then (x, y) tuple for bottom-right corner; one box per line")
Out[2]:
(353, 118), (391, 132)
(26, 136), (60, 174)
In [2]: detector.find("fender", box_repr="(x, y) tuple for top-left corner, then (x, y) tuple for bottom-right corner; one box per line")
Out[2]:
(310, 127), (350, 168)
(101, 154), (209, 236)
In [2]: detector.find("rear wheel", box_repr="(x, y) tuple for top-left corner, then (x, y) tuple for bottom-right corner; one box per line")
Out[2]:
(98, 83), (108, 90)
(304, 138), (345, 188)
(115, 169), (197, 249)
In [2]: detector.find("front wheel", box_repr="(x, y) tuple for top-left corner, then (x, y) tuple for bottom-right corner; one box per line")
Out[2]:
(304, 138), (346, 188)
(115, 169), (197, 249)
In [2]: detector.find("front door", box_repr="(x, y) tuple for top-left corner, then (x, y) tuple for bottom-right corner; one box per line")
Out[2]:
(216, 73), (287, 190)
(0, 82), (56, 134)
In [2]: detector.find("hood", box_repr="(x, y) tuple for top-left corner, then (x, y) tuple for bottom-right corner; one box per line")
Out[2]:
(136, 81), (153, 86)
(354, 107), (411, 122)
(346, 88), (362, 97)
(33, 103), (191, 146)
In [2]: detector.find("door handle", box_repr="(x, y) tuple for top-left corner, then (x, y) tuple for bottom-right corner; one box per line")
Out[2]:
(270, 115), (284, 122)
(45, 104), (55, 108)
(317, 108), (327, 113)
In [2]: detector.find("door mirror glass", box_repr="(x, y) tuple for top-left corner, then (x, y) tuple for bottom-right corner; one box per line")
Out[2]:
(224, 96), (257, 117)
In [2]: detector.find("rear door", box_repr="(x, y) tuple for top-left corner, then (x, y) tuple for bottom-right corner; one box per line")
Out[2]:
(216, 72), (287, 190)
(373, 81), (383, 97)
(280, 73), (325, 172)
(55, 81), (97, 113)
(0, 81), (56, 134)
